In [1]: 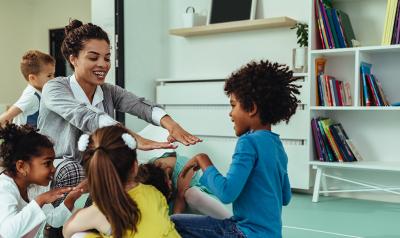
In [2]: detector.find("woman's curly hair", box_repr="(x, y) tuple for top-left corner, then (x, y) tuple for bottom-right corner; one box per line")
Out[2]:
(0, 123), (53, 175)
(224, 60), (301, 125)
(61, 19), (110, 69)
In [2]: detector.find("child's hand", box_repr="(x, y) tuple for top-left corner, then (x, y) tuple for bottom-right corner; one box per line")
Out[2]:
(180, 157), (201, 178)
(181, 153), (213, 178)
(63, 180), (88, 211)
(35, 187), (73, 207)
(177, 167), (195, 198)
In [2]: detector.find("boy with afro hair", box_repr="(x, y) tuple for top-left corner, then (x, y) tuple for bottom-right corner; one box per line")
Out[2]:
(171, 60), (301, 238)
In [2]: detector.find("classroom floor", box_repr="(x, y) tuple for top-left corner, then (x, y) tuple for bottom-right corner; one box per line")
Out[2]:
(283, 193), (400, 238)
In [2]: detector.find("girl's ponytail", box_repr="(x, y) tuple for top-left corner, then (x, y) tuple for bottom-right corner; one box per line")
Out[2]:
(84, 126), (140, 237)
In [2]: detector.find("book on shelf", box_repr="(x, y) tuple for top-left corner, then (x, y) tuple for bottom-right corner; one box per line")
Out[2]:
(382, 0), (400, 45)
(311, 117), (358, 162)
(317, 74), (351, 106)
(315, 58), (327, 106)
(315, 57), (352, 106)
(359, 62), (390, 106)
(314, 0), (357, 49)
(345, 139), (364, 161)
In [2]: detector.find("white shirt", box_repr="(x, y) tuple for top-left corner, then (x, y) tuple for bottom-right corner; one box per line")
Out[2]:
(0, 174), (71, 238)
(13, 85), (41, 125)
(69, 74), (167, 127)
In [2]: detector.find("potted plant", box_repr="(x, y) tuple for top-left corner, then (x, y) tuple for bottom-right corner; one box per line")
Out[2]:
(291, 22), (309, 73)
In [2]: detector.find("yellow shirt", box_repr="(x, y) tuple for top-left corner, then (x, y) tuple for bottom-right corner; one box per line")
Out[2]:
(85, 183), (181, 238)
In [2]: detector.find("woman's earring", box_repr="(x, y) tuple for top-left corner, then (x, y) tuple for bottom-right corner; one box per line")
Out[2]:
(23, 172), (27, 177)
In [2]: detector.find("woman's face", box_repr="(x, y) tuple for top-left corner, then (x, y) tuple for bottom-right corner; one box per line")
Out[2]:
(70, 39), (111, 86)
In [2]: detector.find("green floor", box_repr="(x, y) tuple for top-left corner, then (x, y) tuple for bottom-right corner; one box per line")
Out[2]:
(283, 193), (400, 238)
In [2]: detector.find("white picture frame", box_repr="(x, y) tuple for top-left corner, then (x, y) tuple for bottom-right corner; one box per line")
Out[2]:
(207, 0), (257, 25)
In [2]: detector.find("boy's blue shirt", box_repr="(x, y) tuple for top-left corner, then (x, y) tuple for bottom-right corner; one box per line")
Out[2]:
(200, 130), (292, 238)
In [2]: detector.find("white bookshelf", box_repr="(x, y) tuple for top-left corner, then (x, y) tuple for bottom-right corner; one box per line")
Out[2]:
(307, 0), (400, 201)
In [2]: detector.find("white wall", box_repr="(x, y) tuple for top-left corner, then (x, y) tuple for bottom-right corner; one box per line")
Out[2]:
(123, 0), (308, 131)
(91, 0), (115, 85)
(124, 0), (170, 131)
(0, 0), (91, 105)
(167, 0), (307, 79)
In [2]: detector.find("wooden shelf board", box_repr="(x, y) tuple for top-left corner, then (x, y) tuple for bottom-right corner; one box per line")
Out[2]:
(169, 17), (297, 37)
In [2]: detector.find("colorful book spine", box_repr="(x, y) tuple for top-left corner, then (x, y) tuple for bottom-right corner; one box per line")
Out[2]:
(317, 118), (336, 162)
(311, 118), (325, 161)
(326, 8), (340, 48)
(335, 80), (343, 106)
(331, 8), (347, 48)
(321, 119), (344, 162)
(330, 124), (356, 162)
(369, 75), (384, 106)
(315, 0), (327, 49)
(360, 62), (372, 106)
(318, 0), (334, 48)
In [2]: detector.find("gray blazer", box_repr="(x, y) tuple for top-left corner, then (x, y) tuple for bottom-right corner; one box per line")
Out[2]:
(38, 76), (159, 163)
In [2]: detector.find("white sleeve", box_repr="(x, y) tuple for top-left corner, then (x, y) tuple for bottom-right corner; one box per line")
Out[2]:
(151, 107), (167, 126)
(0, 189), (46, 238)
(43, 202), (72, 228)
(14, 92), (39, 115)
(27, 184), (72, 228)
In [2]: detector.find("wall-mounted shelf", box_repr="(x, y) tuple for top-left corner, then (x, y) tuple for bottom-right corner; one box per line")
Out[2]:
(169, 17), (297, 37)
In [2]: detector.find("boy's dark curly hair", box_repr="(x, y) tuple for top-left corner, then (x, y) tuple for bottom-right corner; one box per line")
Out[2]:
(136, 163), (172, 201)
(224, 60), (301, 125)
(0, 123), (53, 176)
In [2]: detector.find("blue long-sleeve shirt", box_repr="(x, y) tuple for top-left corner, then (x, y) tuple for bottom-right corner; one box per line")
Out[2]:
(200, 130), (291, 238)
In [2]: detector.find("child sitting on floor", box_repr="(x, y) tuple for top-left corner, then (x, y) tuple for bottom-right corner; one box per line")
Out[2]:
(171, 60), (299, 238)
(62, 125), (180, 238)
(0, 123), (84, 238)
(137, 152), (232, 219)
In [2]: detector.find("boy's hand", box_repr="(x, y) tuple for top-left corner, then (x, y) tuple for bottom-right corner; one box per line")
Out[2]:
(35, 187), (73, 207)
(180, 157), (200, 178)
(181, 153), (213, 178)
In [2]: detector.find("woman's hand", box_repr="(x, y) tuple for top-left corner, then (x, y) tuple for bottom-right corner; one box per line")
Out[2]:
(128, 129), (177, 151)
(160, 115), (202, 146)
(35, 187), (73, 207)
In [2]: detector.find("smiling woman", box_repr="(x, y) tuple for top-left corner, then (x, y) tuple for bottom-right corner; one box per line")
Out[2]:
(37, 19), (201, 208)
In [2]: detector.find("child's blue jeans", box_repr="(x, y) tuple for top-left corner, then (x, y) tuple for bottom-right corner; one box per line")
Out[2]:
(171, 214), (246, 238)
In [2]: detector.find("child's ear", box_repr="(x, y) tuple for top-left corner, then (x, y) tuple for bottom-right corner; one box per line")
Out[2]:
(15, 160), (29, 177)
(28, 74), (37, 83)
(249, 103), (258, 117)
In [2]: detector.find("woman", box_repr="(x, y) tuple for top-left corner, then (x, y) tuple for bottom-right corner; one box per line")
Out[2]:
(38, 19), (201, 204)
